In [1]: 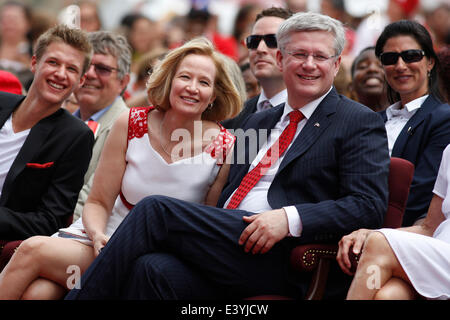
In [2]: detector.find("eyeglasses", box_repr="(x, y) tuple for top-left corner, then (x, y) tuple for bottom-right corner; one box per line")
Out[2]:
(91, 63), (119, 76)
(285, 50), (338, 63)
(245, 34), (277, 50)
(379, 50), (425, 66)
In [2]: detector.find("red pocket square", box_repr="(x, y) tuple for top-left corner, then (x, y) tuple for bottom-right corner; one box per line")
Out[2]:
(26, 162), (54, 169)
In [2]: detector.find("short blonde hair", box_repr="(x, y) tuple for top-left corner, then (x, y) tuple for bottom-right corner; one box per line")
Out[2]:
(34, 24), (93, 75)
(147, 37), (242, 121)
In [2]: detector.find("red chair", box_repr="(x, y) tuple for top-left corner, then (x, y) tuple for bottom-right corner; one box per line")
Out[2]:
(249, 157), (415, 300)
(0, 215), (74, 272)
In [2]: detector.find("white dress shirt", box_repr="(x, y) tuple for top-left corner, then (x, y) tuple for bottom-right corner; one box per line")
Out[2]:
(256, 89), (288, 112)
(385, 95), (428, 156)
(224, 87), (332, 237)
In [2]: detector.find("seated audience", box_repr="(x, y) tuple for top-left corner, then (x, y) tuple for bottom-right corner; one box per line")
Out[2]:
(349, 47), (389, 112)
(0, 37), (241, 300)
(0, 25), (94, 240)
(65, 12), (389, 300)
(340, 144), (450, 300)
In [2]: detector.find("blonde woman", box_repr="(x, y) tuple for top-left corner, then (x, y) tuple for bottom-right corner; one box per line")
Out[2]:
(0, 37), (241, 300)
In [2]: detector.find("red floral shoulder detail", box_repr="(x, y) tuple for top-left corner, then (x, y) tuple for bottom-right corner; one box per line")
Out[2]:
(128, 106), (153, 140)
(205, 124), (236, 165)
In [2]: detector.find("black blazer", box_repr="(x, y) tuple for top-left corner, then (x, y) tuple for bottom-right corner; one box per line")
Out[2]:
(0, 92), (94, 240)
(221, 95), (259, 130)
(218, 88), (390, 244)
(380, 94), (450, 226)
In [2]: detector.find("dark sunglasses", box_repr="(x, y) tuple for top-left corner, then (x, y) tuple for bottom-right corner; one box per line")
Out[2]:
(91, 63), (119, 76)
(245, 34), (277, 50)
(379, 49), (425, 66)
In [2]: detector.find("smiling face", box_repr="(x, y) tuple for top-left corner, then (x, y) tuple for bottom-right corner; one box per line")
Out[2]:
(382, 35), (434, 104)
(277, 31), (340, 108)
(248, 16), (285, 83)
(75, 53), (128, 117)
(31, 41), (85, 107)
(352, 49), (385, 100)
(169, 54), (216, 119)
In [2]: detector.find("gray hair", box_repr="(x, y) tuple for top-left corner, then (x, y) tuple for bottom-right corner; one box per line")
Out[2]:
(88, 31), (132, 79)
(276, 12), (346, 57)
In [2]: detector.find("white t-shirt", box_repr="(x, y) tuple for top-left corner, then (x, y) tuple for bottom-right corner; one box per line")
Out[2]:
(0, 114), (30, 196)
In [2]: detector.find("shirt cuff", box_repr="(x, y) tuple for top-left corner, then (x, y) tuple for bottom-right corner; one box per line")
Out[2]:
(283, 205), (302, 237)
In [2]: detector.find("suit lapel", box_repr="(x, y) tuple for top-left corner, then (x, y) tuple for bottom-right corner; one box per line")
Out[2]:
(391, 95), (438, 157)
(231, 105), (284, 183)
(254, 105), (284, 155)
(278, 89), (338, 173)
(246, 95), (259, 115)
(0, 93), (25, 128)
(95, 97), (127, 138)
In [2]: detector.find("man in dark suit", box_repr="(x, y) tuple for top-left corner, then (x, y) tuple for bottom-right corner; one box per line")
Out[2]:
(222, 7), (291, 130)
(66, 12), (389, 300)
(0, 25), (94, 240)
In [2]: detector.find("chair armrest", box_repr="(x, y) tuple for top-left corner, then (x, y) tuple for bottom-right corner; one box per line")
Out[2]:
(290, 243), (361, 299)
(290, 243), (338, 272)
(0, 240), (23, 271)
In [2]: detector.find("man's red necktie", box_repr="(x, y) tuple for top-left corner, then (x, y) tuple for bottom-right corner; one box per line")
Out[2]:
(87, 120), (99, 135)
(226, 110), (304, 209)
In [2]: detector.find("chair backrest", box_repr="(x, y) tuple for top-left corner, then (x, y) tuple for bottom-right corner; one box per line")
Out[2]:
(383, 157), (415, 228)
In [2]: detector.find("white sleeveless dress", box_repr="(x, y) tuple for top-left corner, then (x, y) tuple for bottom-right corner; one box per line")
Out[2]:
(55, 106), (235, 244)
(378, 145), (450, 300)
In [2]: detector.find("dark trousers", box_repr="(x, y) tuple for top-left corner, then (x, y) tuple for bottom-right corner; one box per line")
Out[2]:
(65, 195), (306, 299)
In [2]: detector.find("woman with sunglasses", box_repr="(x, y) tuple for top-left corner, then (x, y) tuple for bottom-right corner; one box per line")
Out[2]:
(337, 20), (450, 300)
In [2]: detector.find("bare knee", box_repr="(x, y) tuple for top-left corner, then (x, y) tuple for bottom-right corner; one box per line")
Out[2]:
(21, 278), (67, 300)
(358, 232), (393, 268)
(14, 236), (52, 265)
(364, 232), (389, 252)
(374, 278), (418, 300)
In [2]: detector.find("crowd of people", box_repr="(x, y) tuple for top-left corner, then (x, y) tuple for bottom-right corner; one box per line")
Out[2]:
(0, 0), (449, 301)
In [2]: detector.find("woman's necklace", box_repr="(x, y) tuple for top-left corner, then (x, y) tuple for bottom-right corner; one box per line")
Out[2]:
(159, 114), (177, 158)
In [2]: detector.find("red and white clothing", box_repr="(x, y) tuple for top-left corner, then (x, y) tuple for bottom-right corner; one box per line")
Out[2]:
(55, 106), (235, 244)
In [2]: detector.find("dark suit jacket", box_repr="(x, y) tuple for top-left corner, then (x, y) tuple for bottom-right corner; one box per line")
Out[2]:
(380, 94), (450, 226)
(221, 94), (259, 130)
(0, 92), (94, 240)
(218, 88), (390, 244)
